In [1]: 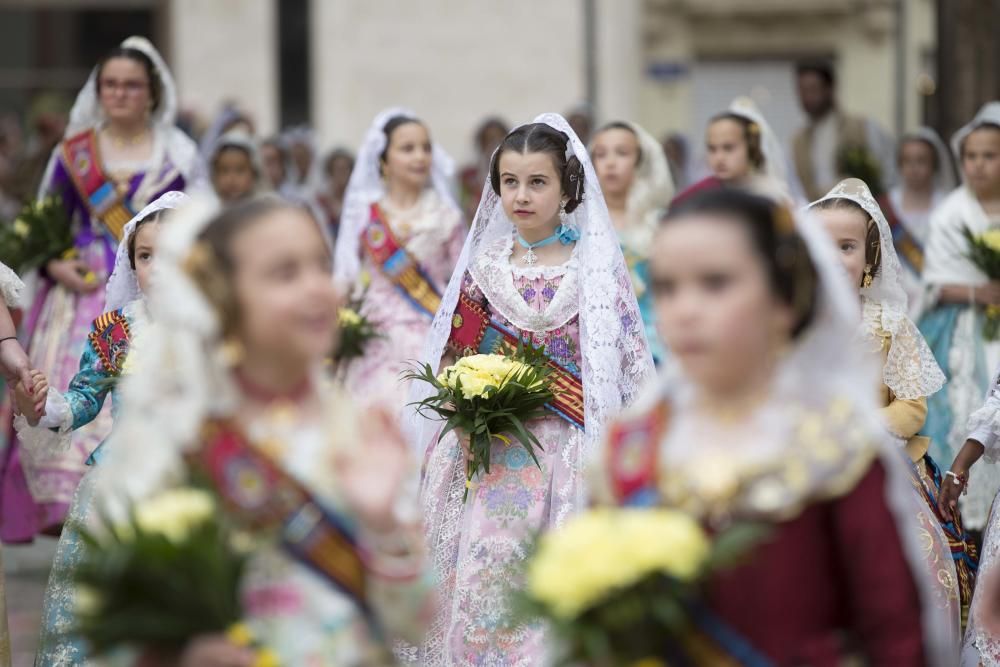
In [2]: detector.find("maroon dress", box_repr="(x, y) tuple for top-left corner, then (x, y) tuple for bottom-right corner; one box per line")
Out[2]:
(598, 398), (930, 666)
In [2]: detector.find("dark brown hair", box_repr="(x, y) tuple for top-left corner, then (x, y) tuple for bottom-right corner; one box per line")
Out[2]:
(662, 189), (819, 339)
(960, 123), (1000, 158)
(897, 135), (940, 171)
(810, 197), (881, 281)
(127, 209), (165, 269)
(379, 116), (425, 166)
(708, 113), (765, 171)
(96, 46), (162, 112)
(489, 123), (586, 213)
(595, 121), (643, 165)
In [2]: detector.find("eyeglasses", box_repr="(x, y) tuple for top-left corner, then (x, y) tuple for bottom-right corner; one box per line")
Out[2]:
(99, 78), (149, 95)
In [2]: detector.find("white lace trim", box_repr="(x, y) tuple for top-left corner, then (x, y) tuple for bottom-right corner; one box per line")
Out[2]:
(379, 189), (462, 267)
(469, 234), (580, 333)
(15, 392), (73, 461)
(0, 262), (25, 308)
(858, 298), (946, 400)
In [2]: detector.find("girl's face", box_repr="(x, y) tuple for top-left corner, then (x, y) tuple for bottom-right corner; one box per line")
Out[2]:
(326, 155), (353, 194)
(816, 206), (869, 289)
(260, 144), (286, 187)
(212, 148), (257, 204)
(382, 122), (432, 193)
(133, 222), (160, 295)
(706, 119), (752, 183)
(649, 216), (793, 394)
(962, 127), (1000, 197)
(899, 140), (936, 192)
(591, 128), (639, 199)
(230, 209), (338, 368)
(498, 150), (564, 237)
(98, 57), (152, 125)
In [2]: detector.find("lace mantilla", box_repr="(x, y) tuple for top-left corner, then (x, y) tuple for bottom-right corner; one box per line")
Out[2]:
(378, 189), (462, 267)
(814, 179), (945, 401)
(859, 298), (946, 400)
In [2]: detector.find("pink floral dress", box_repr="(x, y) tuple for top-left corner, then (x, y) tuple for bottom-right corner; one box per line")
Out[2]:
(343, 190), (464, 409)
(411, 236), (586, 667)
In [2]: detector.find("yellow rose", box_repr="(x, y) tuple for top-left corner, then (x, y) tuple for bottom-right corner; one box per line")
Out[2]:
(135, 488), (215, 542)
(527, 509), (709, 619)
(338, 308), (362, 327)
(981, 230), (1000, 253)
(74, 585), (103, 616)
(12, 219), (29, 238)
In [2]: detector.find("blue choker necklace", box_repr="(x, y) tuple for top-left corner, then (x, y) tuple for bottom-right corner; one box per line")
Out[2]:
(516, 224), (579, 265)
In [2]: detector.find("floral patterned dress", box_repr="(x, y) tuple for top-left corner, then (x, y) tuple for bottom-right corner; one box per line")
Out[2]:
(413, 237), (586, 667)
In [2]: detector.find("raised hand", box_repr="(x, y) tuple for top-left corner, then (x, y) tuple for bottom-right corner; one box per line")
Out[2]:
(333, 405), (411, 533)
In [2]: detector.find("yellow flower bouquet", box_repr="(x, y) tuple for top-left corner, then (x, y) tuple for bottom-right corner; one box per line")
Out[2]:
(964, 227), (1000, 339)
(517, 508), (765, 666)
(333, 291), (381, 364)
(73, 487), (275, 662)
(0, 195), (74, 274)
(405, 343), (554, 501)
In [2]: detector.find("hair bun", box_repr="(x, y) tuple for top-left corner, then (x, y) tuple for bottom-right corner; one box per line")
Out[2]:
(563, 155), (586, 213)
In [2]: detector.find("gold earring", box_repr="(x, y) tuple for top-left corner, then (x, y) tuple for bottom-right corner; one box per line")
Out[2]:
(220, 337), (245, 367)
(862, 264), (873, 289)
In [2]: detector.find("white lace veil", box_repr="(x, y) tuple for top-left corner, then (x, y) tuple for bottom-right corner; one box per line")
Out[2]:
(899, 127), (957, 193)
(207, 130), (262, 180)
(333, 108), (458, 286)
(66, 36), (178, 136)
(951, 102), (1000, 183)
(809, 178), (945, 399)
(595, 121), (675, 252)
(726, 97), (788, 186)
(42, 35), (202, 203)
(105, 190), (189, 312)
(409, 112), (654, 461)
(93, 194), (237, 508)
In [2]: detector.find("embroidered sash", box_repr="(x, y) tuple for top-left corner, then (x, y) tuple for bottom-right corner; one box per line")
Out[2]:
(449, 292), (585, 429)
(88, 309), (131, 375)
(188, 422), (370, 616)
(61, 130), (136, 242)
(363, 204), (442, 319)
(892, 222), (925, 275)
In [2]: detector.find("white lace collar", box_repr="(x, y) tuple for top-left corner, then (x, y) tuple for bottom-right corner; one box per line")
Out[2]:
(378, 189), (461, 265)
(468, 234), (580, 333)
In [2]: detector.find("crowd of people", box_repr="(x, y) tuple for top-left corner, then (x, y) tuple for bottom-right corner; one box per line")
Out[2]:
(0, 34), (998, 666)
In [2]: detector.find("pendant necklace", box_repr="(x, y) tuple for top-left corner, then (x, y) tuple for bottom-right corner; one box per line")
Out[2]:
(517, 229), (562, 266)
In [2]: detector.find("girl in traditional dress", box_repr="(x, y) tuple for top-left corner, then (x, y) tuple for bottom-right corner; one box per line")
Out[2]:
(591, 121), (674, 363)
(0, 262), (44, 667)
(888, 128), (958, 320)
(12, 192), (183, 665)
(940, 363), (1000, 665)
(0, 36), (201, 542)
(208, 131), (260, 205)
(595, 188), (954, 665)
(405, 114), (653, 666)
(90, 195), (430, 666)
(334, 109), (464, 408)
(920, 101), (1000, 531)
(672, 98), (791, 207)
(810, 177), (977, 629)
(314, 148), (355, 236)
